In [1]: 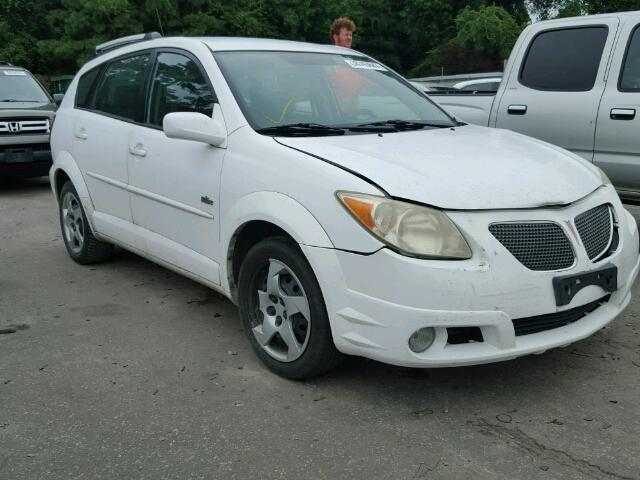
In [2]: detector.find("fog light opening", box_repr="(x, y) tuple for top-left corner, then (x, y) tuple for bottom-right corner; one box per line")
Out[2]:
(408, 327), (436, 353)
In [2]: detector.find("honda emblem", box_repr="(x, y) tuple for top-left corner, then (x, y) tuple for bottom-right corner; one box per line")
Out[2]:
(8, 121), (22, 133)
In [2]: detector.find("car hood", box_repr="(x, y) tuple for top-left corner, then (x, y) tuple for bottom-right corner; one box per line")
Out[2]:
(276, 125), (602, 210)
(0, 101), (56, 112)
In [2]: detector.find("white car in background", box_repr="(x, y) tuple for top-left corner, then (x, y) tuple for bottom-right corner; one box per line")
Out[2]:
(49, 34), (639, 379)
(452, 77), (502, 92)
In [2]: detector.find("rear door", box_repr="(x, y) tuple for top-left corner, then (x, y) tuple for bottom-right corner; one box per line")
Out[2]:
(495, 19), (619, 161)
(73, 52), (151, 223)
(594, 17), (640, 195)
(127, 49), (224, 284)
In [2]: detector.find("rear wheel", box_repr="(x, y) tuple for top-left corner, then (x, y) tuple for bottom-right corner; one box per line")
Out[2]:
(238, 237), (343, 379)
(59, 181), (113, 264)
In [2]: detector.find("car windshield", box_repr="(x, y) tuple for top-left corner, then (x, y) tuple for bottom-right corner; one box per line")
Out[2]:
(213, 51), (455, 134)
(0, 70), (51, 103)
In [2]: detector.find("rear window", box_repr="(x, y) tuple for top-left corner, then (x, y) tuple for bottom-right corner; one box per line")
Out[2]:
(620, 25), (640, 91)
(93, 53), (150, 122)
(520, 27), (608, 91)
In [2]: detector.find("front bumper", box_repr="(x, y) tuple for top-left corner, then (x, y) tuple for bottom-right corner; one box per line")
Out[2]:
(302, 187), (640, 368)
(0, 137), (52, 177)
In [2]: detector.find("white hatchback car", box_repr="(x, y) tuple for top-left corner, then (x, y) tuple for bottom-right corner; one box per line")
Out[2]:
(50, 34), (640, 379)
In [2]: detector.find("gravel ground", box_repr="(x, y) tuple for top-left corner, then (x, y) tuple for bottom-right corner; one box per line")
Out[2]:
(1, 177), (639, 480)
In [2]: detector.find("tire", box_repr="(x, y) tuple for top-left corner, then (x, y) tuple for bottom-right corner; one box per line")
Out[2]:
(237, 236), (343, 379)
(59, 181), (113, 264)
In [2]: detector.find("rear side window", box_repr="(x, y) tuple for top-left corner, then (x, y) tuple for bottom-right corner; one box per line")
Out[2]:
(620, 25), (640, 91)
(93, 53), (150, 121)
(75, 67), (101, 109)
(146, 52), (215, 127)
(520, 27), (608, 91)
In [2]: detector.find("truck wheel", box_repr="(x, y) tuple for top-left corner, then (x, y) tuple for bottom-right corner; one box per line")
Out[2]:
(59, 181), (113, 264)
(238, 237), (343, 379)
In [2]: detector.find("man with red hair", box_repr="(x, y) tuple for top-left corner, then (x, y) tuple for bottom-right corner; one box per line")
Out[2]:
(330, 17), (356, 48)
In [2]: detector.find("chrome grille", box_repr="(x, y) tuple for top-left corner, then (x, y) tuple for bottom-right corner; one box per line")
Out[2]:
(0, 118), (50, 136)
(575, 204), (613, 260)
(489, 222), (574, 271)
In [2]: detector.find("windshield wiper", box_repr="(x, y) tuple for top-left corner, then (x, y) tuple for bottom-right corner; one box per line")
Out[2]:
(350, 119), (452, 131)
(256, 123), (346, 136)
(0, 99), (40, 102)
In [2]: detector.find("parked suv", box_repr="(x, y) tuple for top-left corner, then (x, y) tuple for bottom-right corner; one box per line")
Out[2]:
(1, 65), (57, 177)
(50, 34), (639, 379)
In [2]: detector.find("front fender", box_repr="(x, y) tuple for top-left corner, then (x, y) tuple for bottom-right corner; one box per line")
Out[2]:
(220, 191), (334, 292)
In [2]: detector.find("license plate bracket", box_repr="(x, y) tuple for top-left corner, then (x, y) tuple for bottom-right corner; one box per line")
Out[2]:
(553, 265), (617, 306)
(5, 148), (34, 164)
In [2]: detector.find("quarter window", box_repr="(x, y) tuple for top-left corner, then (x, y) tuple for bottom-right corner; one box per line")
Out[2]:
(93, 54), (150, 121)
(146, 52), (215, 127)
(75, 66), (101, 109)
(620, 25), (640, 91)
(520, 27), (608, 91)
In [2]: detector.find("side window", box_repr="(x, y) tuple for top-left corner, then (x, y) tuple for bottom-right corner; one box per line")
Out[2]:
(93, 53), (150, 121)
(620, 25), (640, 91)
(520, 27), (608, 91)
(75, 66), (101, 109)
(146, 52), (215, 127)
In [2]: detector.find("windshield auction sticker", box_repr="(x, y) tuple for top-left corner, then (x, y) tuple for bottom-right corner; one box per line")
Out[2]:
(2, 70), (27, 76)
(343, 59), (387, 71)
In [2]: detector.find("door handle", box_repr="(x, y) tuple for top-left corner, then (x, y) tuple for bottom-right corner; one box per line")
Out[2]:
(610, 108), (636, 120)
(74, 128), (88, 140)
(508, 105), (527, 115)
(128, 144), (147, 157)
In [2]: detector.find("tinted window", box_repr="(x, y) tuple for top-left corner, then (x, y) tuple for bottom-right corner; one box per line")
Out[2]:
(620, 25), (640, 91)
(520, 27), (608, 91)
(146, 52), (215, 127)
(93, 54), (150, 121)
(75, 67), (101, 109)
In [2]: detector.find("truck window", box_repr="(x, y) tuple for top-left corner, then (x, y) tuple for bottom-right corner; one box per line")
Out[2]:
(620, 25), (640, 91)
(520, 27), (608, 91)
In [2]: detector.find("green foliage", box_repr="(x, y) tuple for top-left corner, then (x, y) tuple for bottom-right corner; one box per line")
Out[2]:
(1, 0), (529, 77)
(454, 5), (522, 58)
(529, 0), (640, 20)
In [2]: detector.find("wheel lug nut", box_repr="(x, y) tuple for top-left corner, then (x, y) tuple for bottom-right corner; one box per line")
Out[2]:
(266, 306), (276, 316)
(276, 316), (282, 326)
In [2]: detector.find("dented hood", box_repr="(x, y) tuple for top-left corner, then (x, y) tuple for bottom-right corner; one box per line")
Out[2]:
(277, 125), (602, 210)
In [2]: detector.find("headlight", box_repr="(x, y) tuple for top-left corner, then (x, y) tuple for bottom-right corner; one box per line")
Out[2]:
(598, 167), (612, 186)
(337, 192), (472, 259)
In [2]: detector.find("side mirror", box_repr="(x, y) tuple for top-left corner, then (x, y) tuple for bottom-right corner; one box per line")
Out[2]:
(163, 112), (226, 147)
(53, 93), (64, 105)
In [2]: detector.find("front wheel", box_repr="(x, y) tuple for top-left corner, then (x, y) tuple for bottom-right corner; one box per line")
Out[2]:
(237, 237), (343, 379)
(59, 181), (113, 264)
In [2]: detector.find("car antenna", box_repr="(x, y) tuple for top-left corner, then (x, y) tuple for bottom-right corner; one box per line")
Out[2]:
(155, 8), (165, 36)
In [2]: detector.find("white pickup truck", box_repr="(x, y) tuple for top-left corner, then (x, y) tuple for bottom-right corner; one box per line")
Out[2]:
(432, 11), (640, 199)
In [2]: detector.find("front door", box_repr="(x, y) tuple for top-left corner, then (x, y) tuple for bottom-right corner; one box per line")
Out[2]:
(127, 50), (224, 284)
(594, 20), (640, 195)
(495, 19), (619, 161)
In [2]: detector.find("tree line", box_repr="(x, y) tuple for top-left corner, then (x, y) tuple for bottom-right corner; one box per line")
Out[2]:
(1, 0), (640, 78)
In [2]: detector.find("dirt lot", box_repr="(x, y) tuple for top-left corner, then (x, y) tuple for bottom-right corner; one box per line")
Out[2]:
(1, 177), (639, 480)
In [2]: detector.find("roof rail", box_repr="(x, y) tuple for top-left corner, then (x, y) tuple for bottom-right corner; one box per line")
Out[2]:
(92, 32), (162, 58)
(0, 61), (13, 66)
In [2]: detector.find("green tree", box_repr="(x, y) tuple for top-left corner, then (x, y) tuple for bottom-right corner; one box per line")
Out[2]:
(454, 5), (522, 59)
